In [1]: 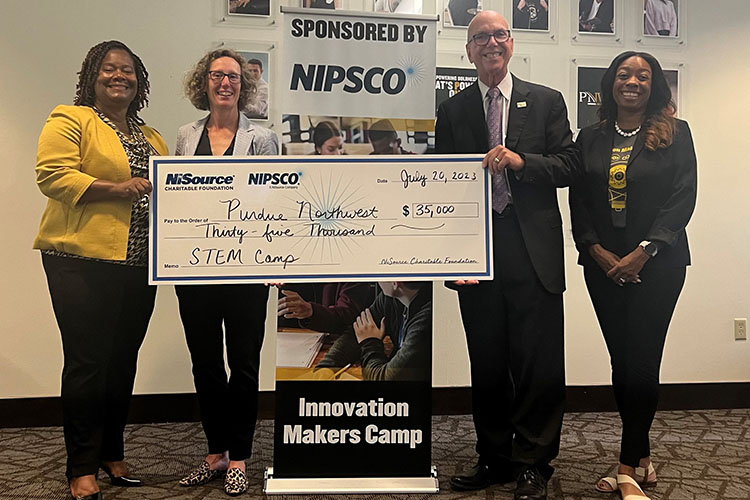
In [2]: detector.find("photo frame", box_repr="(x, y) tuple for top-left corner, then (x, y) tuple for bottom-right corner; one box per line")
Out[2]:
(577, 0), (615, 36)
(442, 0), (479, 28)
(375, 0), (423, 14)
(237, 50), (271, 121)
(637, 0), (687, 48)
(643, 0), (678, 38)
(511, 0), (550, 33)
(227, 0), (271, 17)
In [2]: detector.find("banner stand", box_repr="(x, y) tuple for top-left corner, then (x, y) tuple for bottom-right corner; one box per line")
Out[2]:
(264, 466), (439, 494)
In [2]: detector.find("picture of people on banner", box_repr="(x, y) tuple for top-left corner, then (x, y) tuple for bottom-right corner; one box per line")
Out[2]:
(237, 51), (269, 120)
(228, 0), (270, 17)
(276, 282), (376, 380)
(303, 0), (340, 8)
(644, 0), (678, 37)
(435, 67), (478, 115)
(276, 281), (433, 381)
(577, 65), (678, 129)
(375, 0), (423, 14)
(512, 0), (549, 31)
(281, 115), (435, 155)
(578, 0), (614, 34)
(443, 0), (479, 28)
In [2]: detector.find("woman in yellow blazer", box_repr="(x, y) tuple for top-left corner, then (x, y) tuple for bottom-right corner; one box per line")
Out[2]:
(34, 40), (167, 500)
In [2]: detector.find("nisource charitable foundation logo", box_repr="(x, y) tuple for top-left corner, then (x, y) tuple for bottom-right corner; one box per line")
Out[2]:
(248, 172), (301, 189)
(164, 173), (235, 191)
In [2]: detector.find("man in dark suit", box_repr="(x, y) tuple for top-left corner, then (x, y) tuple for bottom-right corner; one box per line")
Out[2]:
(435, 10), (576, 500)
(579, 0), (614, 33)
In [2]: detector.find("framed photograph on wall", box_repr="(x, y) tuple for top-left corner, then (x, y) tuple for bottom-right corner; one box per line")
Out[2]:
(511, 0), (550, 32)
(375, 0), (422, 14)
(228, 0), (270, 17)
(576, 65), (607, 130)
(643, 0), (678, 38)
(237, 51), (270, 120)
(578, 0), (614, 35)
(443, 0), (479, 28)
(303, 0), (339, 9)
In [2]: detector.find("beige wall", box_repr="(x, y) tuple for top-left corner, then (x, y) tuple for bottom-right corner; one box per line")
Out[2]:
(1, 0), (748, 399)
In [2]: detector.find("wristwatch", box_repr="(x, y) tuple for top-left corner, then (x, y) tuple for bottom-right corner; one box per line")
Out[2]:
(639, 240), (658, 258)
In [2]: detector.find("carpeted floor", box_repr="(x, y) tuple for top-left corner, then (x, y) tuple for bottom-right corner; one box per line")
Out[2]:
(1, 410), (749, 499)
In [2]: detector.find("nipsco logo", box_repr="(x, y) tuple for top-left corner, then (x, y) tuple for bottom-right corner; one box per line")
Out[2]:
(248, 172), (301, 186)
(165, 173), (235, 185)
(291, 64), (408, 95)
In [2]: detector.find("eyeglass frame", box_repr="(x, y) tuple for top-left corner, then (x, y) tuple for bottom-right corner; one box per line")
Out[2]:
(469, 29), (512, 46)
(207, 71), (241, 83)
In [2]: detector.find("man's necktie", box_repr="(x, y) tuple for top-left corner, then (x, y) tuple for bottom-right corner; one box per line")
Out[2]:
(486, 87), (509, 213)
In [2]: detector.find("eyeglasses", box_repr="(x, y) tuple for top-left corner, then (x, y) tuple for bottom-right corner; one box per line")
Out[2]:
(470, 29), (511, 46)
(208, 71), (241, 83)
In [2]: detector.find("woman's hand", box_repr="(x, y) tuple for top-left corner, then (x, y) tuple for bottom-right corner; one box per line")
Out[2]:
(110, 178), (152, 201)
(277, 290), (313, 319)
(589, 243), (621, 274)
(80, 178), (152, 203)
(606, 247), (649, 285)
(354, 309), (386, 343)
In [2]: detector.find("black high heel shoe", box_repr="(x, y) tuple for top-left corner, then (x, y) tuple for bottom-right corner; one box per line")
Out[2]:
(100, 464), (143, 487)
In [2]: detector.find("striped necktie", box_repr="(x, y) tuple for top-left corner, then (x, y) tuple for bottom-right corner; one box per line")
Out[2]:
(486, 87), (509, 213)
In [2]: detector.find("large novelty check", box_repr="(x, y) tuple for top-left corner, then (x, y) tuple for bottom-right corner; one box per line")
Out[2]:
(149, 155), (492, 284)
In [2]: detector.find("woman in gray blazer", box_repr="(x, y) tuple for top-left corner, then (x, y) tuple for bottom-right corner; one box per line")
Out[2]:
(174, 49), (278, 497)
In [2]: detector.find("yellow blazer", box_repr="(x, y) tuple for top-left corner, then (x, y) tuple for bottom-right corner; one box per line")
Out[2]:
(33, 105), (168, 260)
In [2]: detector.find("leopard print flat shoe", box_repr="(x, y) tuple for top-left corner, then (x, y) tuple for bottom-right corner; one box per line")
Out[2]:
(224, 467), (247, 496)
(179, 460), (226, 487)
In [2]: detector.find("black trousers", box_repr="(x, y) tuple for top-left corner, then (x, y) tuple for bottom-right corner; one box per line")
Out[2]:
(174, 284), (268, 461)
(583, 264), (686, 467)
(456, 209), (565, 478)
(42, 254), (156, 479)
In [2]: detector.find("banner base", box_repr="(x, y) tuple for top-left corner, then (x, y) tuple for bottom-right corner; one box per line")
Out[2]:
(263, 466), (439, 494)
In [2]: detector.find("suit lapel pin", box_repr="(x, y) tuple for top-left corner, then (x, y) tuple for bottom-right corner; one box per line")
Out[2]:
(517, 101), (527, 108)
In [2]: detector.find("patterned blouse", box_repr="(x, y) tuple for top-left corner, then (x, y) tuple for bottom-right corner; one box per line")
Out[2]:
(43, 107), (158, 266)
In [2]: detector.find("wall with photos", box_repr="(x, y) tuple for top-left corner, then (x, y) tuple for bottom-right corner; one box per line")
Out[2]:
(1, 0), (748, 399)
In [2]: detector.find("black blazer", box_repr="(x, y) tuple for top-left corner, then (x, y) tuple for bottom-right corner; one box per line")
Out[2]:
(570, 119), (697, 268)
(435, 77), (577, 294)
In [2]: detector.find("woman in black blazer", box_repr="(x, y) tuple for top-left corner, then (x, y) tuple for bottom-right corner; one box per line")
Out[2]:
(570, 51), (697, 500)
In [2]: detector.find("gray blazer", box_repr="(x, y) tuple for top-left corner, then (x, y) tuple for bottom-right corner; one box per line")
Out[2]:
(175, 112), (278, 156)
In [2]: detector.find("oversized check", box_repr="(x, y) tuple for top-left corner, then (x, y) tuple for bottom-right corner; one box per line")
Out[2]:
(149, 155), (492, 284)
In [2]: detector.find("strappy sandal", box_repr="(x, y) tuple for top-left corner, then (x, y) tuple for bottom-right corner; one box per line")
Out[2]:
(595, 462), (657, 493)
(616, 474), (650, 500)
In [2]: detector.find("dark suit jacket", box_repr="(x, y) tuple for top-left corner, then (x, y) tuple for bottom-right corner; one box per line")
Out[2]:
(570, 120), (697, 268)
(435, 76), (577, 294)
(578, 0), (614, 33)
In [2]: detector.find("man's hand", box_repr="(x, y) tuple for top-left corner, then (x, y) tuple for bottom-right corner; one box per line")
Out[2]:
(606, 247), (649, 285)
(483, 145), (525, 173)
(277, 290), (314, 319)
(354, 309), (386, 343)
(453, 279), (479, 286)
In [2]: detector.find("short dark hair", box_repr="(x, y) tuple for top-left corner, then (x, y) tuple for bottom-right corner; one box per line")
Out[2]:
(598, 51), (676, 150)
(368, 119), (398, 144)
(184, 49), (257, 111)
(74, 40), (150, 124)
(312, 121), (342, 153)
(247, 58), (263, 70)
